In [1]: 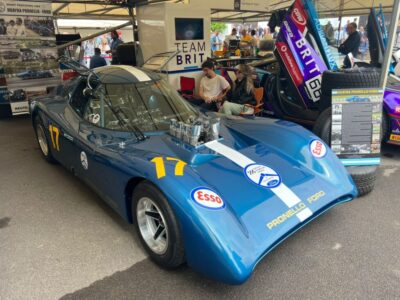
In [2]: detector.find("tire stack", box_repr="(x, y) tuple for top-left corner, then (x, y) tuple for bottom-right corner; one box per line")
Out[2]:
(313, 68), (381, 196)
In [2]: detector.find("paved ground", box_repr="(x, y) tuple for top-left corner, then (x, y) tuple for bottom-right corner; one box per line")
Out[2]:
(1, 116), (400, 300)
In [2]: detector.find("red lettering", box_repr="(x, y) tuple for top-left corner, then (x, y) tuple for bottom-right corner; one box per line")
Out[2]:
(204, 193), (210, 201)
(216, 197), (222, 204)
(197, 191), (204, 201)
(210, 195), (216, 202)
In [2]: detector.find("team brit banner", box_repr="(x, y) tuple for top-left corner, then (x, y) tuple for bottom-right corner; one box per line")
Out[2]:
(0, 0), (59, 116)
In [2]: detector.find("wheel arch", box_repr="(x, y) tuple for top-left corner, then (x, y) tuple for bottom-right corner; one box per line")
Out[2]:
(124, 177), (147, 223)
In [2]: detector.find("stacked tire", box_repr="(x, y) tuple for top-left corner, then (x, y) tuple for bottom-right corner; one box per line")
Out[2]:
(313, 68), (381, 196)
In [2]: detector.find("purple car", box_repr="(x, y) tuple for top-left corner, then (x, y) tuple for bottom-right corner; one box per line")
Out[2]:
(230, 0), (399, 196)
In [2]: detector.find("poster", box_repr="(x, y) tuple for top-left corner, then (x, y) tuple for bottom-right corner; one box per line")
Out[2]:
(331, 88), (383, 166)
(0, 0), (59, 116)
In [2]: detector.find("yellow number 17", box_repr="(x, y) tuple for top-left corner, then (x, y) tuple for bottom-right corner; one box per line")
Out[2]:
(49, 125), (60, 151)
(151, 157), (187, 179)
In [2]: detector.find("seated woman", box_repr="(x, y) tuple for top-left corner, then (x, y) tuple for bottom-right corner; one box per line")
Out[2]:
(219, 64), (255, 115)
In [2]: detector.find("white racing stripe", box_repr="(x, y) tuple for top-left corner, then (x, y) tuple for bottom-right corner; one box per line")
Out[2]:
(205, 140), (312, 222)
(118, 65), (151, 82)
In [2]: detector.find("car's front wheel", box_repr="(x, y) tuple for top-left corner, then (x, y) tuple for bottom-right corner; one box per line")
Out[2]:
(132, 181), (185, 268)
(34, 116), (56, 163)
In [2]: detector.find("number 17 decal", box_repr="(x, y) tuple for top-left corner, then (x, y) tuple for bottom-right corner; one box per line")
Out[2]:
(151, 157), (187, 179)
(49, 125), (60, 151)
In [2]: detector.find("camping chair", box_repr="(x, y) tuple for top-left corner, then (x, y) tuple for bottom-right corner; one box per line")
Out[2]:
(240, 87), (264, 116)
(178, 76), (196, 100)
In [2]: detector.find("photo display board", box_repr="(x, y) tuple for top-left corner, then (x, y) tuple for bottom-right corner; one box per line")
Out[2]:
(0, 0), (59, 116)
(331, 88), (384, 166)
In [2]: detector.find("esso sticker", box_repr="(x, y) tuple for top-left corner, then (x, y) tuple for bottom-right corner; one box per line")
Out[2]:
(191, 187), (225, 210)
(244, 164), (281, 188)
(310, 139), (327, 158)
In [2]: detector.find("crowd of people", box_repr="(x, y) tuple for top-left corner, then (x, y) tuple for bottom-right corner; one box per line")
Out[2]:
(210, 26), (275, 53)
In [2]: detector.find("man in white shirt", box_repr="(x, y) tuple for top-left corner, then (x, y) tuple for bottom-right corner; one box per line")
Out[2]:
(224, 28), (238, 50)
(198, 60), (230, 111)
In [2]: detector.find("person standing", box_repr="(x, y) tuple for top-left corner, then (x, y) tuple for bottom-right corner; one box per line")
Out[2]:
(106, 30), (123, 65)
(90, 48), (107, 69)
(338, 22), (361, 68)
(224, 28), (238, 50)
(240, 29), (253, 43)
(211, 31), (222, 54)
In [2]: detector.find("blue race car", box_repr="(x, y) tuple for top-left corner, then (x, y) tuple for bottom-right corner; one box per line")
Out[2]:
(30, 61), (357, 284)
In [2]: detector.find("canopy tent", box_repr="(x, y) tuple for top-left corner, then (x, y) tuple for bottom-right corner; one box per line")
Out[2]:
(50, 0), (395, 22)
(211, 0), (396, 22)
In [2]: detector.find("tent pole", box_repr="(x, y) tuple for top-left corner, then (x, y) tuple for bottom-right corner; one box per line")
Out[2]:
(379, 0), (400, 87)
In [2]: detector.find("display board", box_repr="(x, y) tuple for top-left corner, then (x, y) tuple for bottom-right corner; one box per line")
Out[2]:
(0, 0), (59, 116)
(331, 88), (383, 166)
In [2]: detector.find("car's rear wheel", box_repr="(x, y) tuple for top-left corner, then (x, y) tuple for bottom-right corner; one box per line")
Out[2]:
(34, 116), (56, 163)
(381, 109), (390, 142)
(132, 181), (185, 268)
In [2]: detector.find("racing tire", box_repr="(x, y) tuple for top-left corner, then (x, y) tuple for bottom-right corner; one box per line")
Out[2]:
(347, 166), (377, 197)
(34, 116), (56, 163)
(312, 108), (332, 144)
(313, 108), (377, 197)
(320, 68), (381, 111)
(381, 109), (390, 142)
(132, 181), (185, 269)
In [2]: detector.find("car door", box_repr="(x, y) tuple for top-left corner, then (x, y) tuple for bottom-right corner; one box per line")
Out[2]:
(70, 83), (134, 210)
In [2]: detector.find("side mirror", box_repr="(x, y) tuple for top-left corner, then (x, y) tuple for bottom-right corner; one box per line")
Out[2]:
(83, 87), (93, 98)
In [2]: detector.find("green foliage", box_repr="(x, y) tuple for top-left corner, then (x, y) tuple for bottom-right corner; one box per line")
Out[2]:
(211, 23), (227, 34)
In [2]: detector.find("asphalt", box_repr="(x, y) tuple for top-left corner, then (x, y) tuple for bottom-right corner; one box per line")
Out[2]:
(1, 116), (400, 300)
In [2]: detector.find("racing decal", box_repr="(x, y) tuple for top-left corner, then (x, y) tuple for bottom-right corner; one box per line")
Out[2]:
(48, 125), (60, 151)
(267, 190), (326, 230)
(244, 164), (281, 188)
(307, 190), (325, 204)
(389, 134), (400, 142)
(277, 7), (328, 105)
(309, 139), (327, 158)
(118, 65), (151, 82)
(205, 140), (313, 222)
(301, 0), (338, 70)
(151, 157), (187, 179)
(80, 151), (88, 170)
(276, 42), (303, 87)
(191, 187), (225, 210)
(291, 0), (307, 34)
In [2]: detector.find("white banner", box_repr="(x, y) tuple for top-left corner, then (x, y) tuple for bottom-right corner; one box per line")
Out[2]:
(0, 0), (52, 17)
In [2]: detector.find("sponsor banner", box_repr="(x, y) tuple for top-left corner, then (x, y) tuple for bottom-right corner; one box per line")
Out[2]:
(0, 1), (52, 17)
(331, 88), (383, 163)
(0, 0), (59, 116)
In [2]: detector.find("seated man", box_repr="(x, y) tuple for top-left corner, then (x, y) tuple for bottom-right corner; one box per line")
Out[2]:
(196, 60), (230, 111)
(219, 64), (255, 115)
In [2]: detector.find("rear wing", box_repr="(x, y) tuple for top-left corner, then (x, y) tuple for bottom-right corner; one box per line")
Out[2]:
(142, 51), (179, 72)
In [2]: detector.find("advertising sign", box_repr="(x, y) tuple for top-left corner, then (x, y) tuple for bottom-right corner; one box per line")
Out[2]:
(331, 88), (383, 166)
(0, 0), (59, 116)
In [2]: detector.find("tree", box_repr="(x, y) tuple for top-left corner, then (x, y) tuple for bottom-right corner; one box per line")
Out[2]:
(211, 23), (227, 34)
